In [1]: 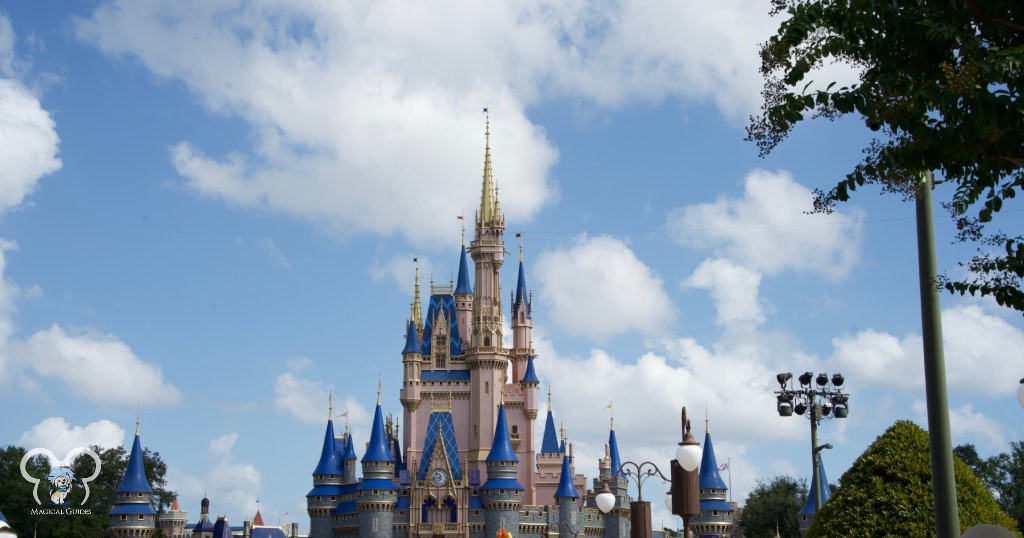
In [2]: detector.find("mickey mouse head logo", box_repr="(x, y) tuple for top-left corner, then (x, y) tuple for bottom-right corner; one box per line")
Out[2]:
(20, 447), (102, 506)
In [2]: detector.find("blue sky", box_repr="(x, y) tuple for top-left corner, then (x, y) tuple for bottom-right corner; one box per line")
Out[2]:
(1, 0), (1021, 532)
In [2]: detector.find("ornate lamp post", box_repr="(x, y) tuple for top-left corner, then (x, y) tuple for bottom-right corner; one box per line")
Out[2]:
(775, 372), (850, 511)
(596, 407), (701, 538)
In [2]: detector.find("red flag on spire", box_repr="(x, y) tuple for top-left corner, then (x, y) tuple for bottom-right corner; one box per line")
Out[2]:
(515, 233), (522, 238)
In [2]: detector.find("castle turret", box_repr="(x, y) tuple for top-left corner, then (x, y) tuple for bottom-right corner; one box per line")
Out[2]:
(588, 420), (629, 538)
(400, 312), (424, 455)
(191, 497), (214, 538)
(467, 113), (509, 474)
(454, 244), (473, 342)
(108, 424), (157, 537)
(157, 497), (188, 538)
(482, 404), (524, 538)
(307, 397), (345, 538)
(342, 431), (358, 485)
(798, 456), (832, 535)
(690, 427), (734, 538)
(510, 250), (533, 381)
(555, 453), (580, 538)
(357, 400), (397, 538)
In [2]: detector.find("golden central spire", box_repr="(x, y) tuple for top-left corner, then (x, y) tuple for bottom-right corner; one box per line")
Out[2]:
(411, 261), (423, 330)
(478, 109), (498, 227)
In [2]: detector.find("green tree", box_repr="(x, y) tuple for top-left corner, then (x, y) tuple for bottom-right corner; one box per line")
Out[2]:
(739, 474), (806, 538)
(806, 421), (1019, 537)
(749, 0), (1024, 311)
(987, 442), (1024, 533)
(0, 443), (174, 538)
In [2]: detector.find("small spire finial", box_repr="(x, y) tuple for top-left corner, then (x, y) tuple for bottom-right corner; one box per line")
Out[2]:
(519, 235), (523, 262)
(328, 388), (334, 421)
(377, 374), (382, 405)
(459, 212), (465, 246)
(135, 402), (140, 436)
(706, 403), (710, 434)
(547, 386), (552, 411)
(411, 259), (423, 330)
(606, 401), (614, 430)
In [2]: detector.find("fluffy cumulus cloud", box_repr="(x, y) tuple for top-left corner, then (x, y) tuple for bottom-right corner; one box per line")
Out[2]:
(17, 417), (125, 459)
(684, 258), (765, 327)
(534, 235), (674, 339)
(70, 0), (799, 245)
(666, 169), (863, 279)
(166, 433), (262, 522)
(11, 325), (182, 406)
(829, 304), (1024, 396)
(0, 19), (61, 215)
(274, 365), (370, 426)
(531, 330), (807, 512)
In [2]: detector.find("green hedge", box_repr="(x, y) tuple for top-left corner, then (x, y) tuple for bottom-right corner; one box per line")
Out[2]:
(807, 420), (1019, 537)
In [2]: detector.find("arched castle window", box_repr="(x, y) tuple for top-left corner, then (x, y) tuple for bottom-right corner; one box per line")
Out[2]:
(484, 336), (491, 347)
(485, 382), (489, 394)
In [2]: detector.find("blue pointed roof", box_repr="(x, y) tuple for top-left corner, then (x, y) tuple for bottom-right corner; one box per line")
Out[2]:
(521, 355), (540, 384)
(362, 404), (395, 463)
(554, 454), (579, 499)
(512, 260), (531, 317)
(402, 320), (422, 354)
(608, 429), (622, 478)
(698, 431), (728, 490)
(116, 434), (153, 493)
(313, 420), (345, 475)
(799, 456), (833, 515)
(193, 514), (215, 533)
(559, 439), (566, 454)
(541, 410), (559, 454)
(212, 517), (232, 538)
(343, 432), (357, 460)
(416, 412), (463, 480)
(422, 294), (462, 356)
(486, 404), (518, 462)
(455, 245), (472, 295)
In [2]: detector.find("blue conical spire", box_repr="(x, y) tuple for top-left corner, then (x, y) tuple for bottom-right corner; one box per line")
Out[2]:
(343, 432), (357, 460)
(554, 453), (579, 499)
(512, 259), (530, 317)
(799, 456), (833, 515)
(313, 419), (344, 475)
(521, 354), (540, 384)
(455, 245), (472, 294)
(362, 403), (395, 463)
(698, 430), (728, 490)
(608, 428), (622, 478)
(541, 405), (559, 454)
(402, 319), (422, 354)
(487, 404), (518, 462)
(116, 433), (153, 493)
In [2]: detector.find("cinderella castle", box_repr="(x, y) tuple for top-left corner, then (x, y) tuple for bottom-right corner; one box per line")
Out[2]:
(77, 117), (745, 538)
(299, 116), (739, 538)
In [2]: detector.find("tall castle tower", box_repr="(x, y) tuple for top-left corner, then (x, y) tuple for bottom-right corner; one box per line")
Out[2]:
(689, 422), (735, 538)
(108, 423), (157, 537)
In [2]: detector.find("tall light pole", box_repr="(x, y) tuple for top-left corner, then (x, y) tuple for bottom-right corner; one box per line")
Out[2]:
(596, 407), (702, 538)
(775, 372), (849, 511)
(916, 171), (959, 538)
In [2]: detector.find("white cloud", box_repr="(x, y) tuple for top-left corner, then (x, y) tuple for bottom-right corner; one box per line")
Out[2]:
(684, 258), (765, 327)
(13, 325), (182, 406)
(829, 304), (1024, 397)
(69, 0), (806, 245)
(534, 235), (674, 339)
(274, 369), (370, 426)
(0, 14), (13, 75)
(912, 400), (1008, 451)
(666, 169), (863, 279)
(166, 433), (262, 523)
(0, 66), (61, 214)
(17, 417), (125, 460)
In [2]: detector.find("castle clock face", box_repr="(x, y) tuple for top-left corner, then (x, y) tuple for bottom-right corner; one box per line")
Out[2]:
(430, 469), (448, 486)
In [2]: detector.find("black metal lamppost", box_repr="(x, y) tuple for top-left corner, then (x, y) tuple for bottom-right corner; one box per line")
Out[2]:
(596, 407), (703, 538)
(775, 372), (850, 511)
